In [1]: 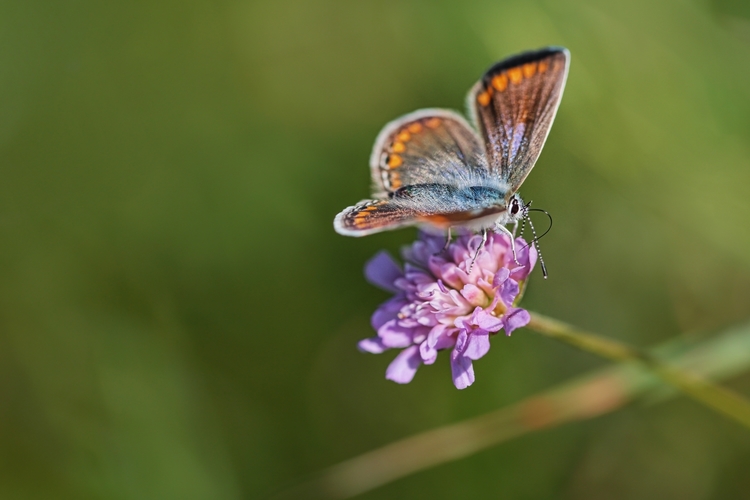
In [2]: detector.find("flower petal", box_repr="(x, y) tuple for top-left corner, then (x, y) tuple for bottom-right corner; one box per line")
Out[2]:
(455, 307), (503, 332)
(492, 267), (510, 288)
(463, 330), (491, 360)
(453, 329), (469, 356)
(460, 284), (487, 307)
(358, 337), (388, 353)
(498, 278), (520, 307)
(371, 297), (407, 331)
(365, 251), (403, 292)
(450, 352), (475, 390)
(402, 231), (444, 265)
(503, 308), (530, 336)
(431, 261), (463, 290)
(473, 308), (504, 331)
(386, 345), (422, 384)
(419, 340), (438, 365)
(509, 237), (537, 281)
(377, 319), (414, 348)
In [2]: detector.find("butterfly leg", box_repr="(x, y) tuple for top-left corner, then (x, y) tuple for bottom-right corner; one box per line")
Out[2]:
(435, 227), (453, 255)
(468, 229), (488, 273)
(493, 224), (519, 265)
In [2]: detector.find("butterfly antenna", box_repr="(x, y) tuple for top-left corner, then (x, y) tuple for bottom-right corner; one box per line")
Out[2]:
(527, 208), (553, 241)
(524, 208), (550, 279)
(517, 213), (527, 240)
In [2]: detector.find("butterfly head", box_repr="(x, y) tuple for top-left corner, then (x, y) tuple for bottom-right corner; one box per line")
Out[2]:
(506, 194), (525, 223)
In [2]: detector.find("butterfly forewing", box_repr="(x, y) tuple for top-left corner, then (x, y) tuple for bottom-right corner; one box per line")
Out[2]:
(468, 47), (569, 194)
(369, 109), (490, 197)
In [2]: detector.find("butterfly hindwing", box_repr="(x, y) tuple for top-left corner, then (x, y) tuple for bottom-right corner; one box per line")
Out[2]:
(334, 200), (421, 236)
(468, 47), (569, 194)
(369, 109), (490, 197)
(334, 184), (507, 236)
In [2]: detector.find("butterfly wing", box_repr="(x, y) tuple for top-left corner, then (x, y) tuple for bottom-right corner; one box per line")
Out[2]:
(334, 200), (419, 236)
(369, 109), (490, 198)
(468, 47), (569, 194)
(334, 184), (506, 236)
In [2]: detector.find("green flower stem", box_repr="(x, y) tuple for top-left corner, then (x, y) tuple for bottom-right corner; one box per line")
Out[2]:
(276, 318), (750, 499)
(527, 312), (750, 429)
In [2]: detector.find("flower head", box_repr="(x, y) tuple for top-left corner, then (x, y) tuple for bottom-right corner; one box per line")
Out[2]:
(359, 231), (536, 389)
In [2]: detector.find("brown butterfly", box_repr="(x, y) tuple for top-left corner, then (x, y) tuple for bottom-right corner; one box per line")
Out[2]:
(334, 47), (569, 268)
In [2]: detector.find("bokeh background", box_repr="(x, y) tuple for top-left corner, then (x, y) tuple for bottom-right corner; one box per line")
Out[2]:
(2, 0), (750, 498)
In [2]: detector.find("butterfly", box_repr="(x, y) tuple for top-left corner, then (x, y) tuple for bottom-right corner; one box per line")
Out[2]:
(334, 47), (569, 273)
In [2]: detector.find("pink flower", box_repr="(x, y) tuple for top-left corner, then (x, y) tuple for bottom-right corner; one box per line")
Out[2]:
(359, 231), (537, 389)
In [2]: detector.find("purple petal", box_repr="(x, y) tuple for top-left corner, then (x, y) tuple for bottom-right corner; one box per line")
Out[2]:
(365, 251), (402, 292)
(358, 337), (388, 353)
(510, 238), (537, 281)
(434, 328), (458, 350)
(464, 330), (491, 360)
(371, 297), (407, 331)
(451, 239), (473, 265)
(453, 329), (469, 356)
(425, 324), (448, 349)
(386, 345), (422, 384)
(450, 352), (475, 390)
(498, 278), (520, 307)
(377, 319), (414, 348)
(419, 340), (438, 365)
(420, 324), (457, 364)
(455, 307), (503, 332)
(403, 231), (444, 265)
(429, 324), (458, 350)
(432, 262), (463, 290)
(503, 308), (530, 336)
(471, 308), (504, 331)
(411, 325), (430, 344)
(492, 267), (510, 288)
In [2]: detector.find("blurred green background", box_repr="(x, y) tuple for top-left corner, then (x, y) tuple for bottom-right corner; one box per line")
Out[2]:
(2, 0), (750, 498)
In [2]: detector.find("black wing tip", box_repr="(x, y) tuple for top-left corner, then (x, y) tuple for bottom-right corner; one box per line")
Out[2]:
(483, 46), (569, 78)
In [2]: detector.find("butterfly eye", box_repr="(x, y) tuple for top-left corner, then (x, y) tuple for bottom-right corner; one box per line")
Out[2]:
(510, 198), (520, 215)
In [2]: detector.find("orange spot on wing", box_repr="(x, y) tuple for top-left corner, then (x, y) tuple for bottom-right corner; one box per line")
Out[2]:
(407, 122), (423, 134)
(397, 131), (411, 142)
(477, 91), (491, 106)
(523, 62), (537, 78)
(508, 67), (523, 85)
(537, 60), (549, 73)
(491, 74), (508, 92)
(390, 172), (401, 188)
(387, 154), (403, 168)
(425, 117), (441, 129)
(392, 141), (406, 153)
(418, 214), (451, 227)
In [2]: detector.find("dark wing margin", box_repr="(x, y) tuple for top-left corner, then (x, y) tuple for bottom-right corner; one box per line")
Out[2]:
(467, 47), (569, 193)
(369, 108), (489, 198)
